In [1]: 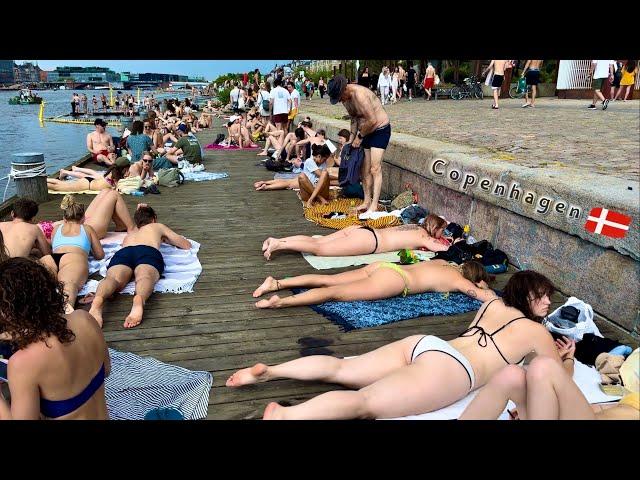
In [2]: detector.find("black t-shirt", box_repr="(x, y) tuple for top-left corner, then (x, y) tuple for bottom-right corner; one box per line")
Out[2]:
(407, 68), (416, 84)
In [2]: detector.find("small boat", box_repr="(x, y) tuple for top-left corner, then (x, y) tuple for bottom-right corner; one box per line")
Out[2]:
(8, 90), (43, 105)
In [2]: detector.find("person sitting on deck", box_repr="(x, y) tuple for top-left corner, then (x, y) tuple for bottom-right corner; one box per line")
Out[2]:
(152, 123), (202, 170)
(0, 198), (51, 259)
(126, 120), (155, 163)
(39, 195), (105, 314)
(261, 213), (451, 260)
(87, 205), (192, 329)
(252, 259), (496, 309)
(87, 119), (115, 166)
(0, 258), (110, 420)
(47, 157), (130, 193)
(254, 144), (332, 208)
(227, 270), (567, 421)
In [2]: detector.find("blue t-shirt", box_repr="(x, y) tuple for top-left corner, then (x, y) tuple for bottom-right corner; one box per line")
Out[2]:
(303, 157), (326, 186)
(126, 134), (153, 162)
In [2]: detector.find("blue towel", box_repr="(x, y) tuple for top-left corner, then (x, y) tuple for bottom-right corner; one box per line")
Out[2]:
(291, 288), (483, 331)
(105, 349), (212, 420)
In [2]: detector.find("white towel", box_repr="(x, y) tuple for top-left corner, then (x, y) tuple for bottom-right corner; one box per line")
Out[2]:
(390, 358), (622, 420)
(182, 171), (229, 182)
(80, 238), (202, 296)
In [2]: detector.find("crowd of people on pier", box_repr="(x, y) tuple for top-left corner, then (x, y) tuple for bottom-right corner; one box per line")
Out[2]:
(0, 61), (637, 422)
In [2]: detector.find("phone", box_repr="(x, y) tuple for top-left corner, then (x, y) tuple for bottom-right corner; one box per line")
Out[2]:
(0, 359), (8, 382)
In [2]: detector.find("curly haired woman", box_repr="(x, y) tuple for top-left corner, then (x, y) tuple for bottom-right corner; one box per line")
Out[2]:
(0, 258), (110, 420)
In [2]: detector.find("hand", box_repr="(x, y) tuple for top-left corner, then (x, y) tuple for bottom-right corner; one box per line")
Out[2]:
(351, 136), (362, 148)
(555, 336), (576, 360)
(306, 199), (315, 208)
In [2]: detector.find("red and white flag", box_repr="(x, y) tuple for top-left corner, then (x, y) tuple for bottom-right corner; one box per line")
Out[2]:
(584, 208), (632, 238)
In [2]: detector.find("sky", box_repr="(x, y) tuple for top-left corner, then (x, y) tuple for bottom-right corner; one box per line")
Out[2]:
(15, 60), (289, 81)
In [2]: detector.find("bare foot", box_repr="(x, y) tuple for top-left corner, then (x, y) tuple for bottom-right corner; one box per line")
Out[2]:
(253, 276), (278, 297)
(88, 297), (104, 328)
(254, 180), (265, 188)
(255, 295), (282, 309)
(58, 170), (66, 180)
(263, 238), (280, 260)
(123, 295), (144, 328)
(263, 402), (285, 420)
(225, 363), (269, 387)
(255, 183), (267, 191)
(355, 203), (370, 213)
(262, 237), (274, 252)
(257, 150), (268, 156)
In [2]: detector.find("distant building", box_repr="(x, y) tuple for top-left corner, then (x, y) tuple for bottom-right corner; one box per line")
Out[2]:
(309, 60), (341, 73)
(137, 72), (188, 83)
(47, 66), (119, 84)
(13, 62), (41, 84)
(0, 60), (14, 84)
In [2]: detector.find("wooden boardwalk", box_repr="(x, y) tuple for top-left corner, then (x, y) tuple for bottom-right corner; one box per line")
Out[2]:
(30, 121), (637, 420)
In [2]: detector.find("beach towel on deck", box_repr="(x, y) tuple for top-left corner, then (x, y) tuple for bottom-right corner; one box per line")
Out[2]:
(274, 172), (299, 180)
(304, 198), (402, 230)
(390, 358), (622, 420)
(205, 143), (259, 150)
(80, 238), (202, 296)
(291, 288), (483, 331)
(105, 348), (212, 420)
(181, 171), (229, 182)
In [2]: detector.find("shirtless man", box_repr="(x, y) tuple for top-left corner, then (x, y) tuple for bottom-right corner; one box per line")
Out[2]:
(327, 75), (391, 216)
(423, 63), (436, 100)
(0, 198), (51, 258)
(88, 205), (191, 329)
(521, 60), (543, 108)
(87, 118), (115, 166)
(483, 60), (512, 110)
(227, 116), (253, 149)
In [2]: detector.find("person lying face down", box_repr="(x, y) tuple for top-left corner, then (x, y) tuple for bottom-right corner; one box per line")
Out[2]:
(0, 198), (51, 259)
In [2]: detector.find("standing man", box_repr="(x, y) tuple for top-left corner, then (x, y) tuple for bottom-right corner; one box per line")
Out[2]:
(71, 92), (79, 114)
(483, 60), (511, 110)
(100, 93), (107, 111)
(406, 62), (417, 101)
(286, 81), (301, 132)
(397, 63), (406, 99)
(230, 83), (241, 113)
(327, 75), (391, 216)
(270, 78), (291, 132)
(589, 60), (615, 110)
(422, 62), (436, 101)
(521, 60), (543, 108)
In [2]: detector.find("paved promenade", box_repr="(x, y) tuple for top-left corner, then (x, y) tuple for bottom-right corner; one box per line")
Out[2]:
(301, 96), (640, 184)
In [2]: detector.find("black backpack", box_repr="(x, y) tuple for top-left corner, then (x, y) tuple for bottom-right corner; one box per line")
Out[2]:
(338, 144), (364, 187)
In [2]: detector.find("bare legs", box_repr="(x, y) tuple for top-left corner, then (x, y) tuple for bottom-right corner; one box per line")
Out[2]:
(46, 178), (91, 192)
(253, 263), (406, 309)
(40, 253), (89, 314)
(459, 357), (596, 420)
(262, 226), (377, 260)
(84, 189), (134, 239)
(358, 147), (385, 215)
(254, 178), (299, 191)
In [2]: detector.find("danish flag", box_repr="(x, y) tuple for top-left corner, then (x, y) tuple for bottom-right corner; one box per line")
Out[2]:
(584, 208), (632, 238)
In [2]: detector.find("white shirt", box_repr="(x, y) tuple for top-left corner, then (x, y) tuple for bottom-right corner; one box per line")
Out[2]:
(378, 74), (391, 88)
(230, 87), (240, 102)
(290, 89), (301, 110)
(593, 60), (615, 79)
(270, 86), (291, 115)
(303, 156), (326, 186)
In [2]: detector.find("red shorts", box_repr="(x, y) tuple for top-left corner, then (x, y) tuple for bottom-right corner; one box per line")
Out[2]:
(423, 77), (435, 89)
(272, 113), (288, 124)
(92, 149), (109, 162)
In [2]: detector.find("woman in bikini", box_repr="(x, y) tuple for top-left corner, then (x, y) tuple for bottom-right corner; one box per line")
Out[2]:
(39, 195), (105, 313)
(47, 158), (130, 193)
(252, 259), (496, 309)
(0, 258), (110, 420)
(459, 344), (639, 420)
(262, 214), (451, 260)
(228, 270), (570, 420)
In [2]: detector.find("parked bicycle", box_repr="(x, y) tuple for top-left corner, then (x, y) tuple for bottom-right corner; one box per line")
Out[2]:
(450, 75), (484, 100)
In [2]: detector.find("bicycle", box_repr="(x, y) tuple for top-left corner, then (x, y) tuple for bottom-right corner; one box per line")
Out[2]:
(509, 77), (532, 99)
(450, 75), (484, 100)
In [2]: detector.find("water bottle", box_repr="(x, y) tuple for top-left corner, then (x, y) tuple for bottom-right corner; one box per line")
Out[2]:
(130, 191), (145, 197)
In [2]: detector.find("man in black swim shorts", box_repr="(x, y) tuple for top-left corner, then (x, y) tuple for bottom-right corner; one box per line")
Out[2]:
(88, 205), (192, 329)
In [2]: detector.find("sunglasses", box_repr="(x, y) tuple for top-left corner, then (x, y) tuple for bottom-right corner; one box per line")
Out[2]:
(142, 159), (152, 163)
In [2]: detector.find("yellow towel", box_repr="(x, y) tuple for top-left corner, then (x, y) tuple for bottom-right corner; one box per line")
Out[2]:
(304, 198), (402, 230)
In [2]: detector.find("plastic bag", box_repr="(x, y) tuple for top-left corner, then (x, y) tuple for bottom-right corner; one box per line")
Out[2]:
(543, 297), (602, 341)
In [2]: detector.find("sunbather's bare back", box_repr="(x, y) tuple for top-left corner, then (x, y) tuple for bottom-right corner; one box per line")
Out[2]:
(122, 223), (189, 250)
(0, 221), (48, 258)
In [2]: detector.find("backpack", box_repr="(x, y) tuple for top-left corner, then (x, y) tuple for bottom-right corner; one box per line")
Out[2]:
(156, 168), (184, 187)
(265, 158), (287, 172)
(259, 92), (270, 111)
(338, 144), (364, 187)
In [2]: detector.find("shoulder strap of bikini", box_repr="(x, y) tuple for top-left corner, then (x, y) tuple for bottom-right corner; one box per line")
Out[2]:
(472, 298), (499, 327)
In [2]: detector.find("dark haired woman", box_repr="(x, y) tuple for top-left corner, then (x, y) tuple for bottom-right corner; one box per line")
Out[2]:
(40, 195), (104, 313)
(228, 270), (566, 420)
(126, 120), (154, 162)
(261, 214), (451, 260)
(618, 60), (637, 102)
(0, 258), (110, 420)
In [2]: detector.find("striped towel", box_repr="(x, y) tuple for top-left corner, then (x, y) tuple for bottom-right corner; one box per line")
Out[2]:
(105, 348), (212, 420)
(80, 239), (202, 296)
